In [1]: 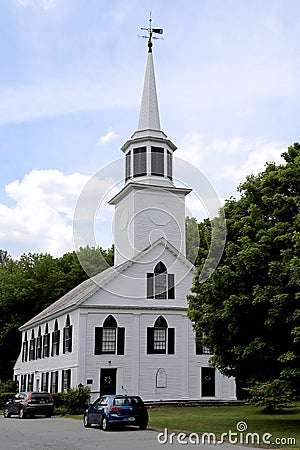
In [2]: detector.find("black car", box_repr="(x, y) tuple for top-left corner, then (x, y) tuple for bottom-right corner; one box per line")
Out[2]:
(3, 392), (54, 419)
(83, 395), (148, 430)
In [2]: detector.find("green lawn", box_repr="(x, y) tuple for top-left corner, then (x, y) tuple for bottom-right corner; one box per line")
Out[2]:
(148, 405), (300, 448)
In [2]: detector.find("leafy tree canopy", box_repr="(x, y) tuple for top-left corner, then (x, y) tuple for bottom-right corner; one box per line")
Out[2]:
(0, 245), (114, 381)
(188, 143), (300, 392)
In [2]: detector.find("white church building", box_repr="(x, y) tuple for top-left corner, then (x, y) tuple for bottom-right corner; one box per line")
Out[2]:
(14, 30), (236, 402)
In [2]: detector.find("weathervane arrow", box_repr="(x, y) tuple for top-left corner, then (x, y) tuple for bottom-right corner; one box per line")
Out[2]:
(139, 13), (163, 52)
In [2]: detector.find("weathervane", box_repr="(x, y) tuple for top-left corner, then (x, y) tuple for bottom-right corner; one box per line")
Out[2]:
(139, 12), (163, 53)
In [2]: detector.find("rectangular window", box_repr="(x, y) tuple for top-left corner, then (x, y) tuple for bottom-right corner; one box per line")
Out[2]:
(27, 373), (34, 391)
(155, 273), (167, 299)
(63, 326), (73, 354)
(51, 371), (59, 393)
(125, 150), (131, 181)
(29, 339), (36, 361)
(43, 333), (50, 358)
(36, 336), (42, 359)
(22, 341), (28, 362)
(133, 147), (147, 177)
(62, 369), (71, 391)
(151, 147), (164, 176)
(41, 372), (49, 392)
(102, 328), (116, 354)
(154, 328), (166, 352)
(52, 330), (60, 356)
(21, 375), (27, 391)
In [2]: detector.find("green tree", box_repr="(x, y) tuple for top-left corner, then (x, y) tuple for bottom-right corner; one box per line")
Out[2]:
(0, 245), (114, 381)
(188, 143), (300, 395)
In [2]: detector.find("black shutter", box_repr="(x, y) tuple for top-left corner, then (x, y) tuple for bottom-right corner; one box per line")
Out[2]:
(147, 273), (154, 298)
(57, 330), (60, 355)
(168, 328), (175, 354)
(51, 332), (54, 357)
(147, 328), (154, 354)
(168, 274), (175, 299)
(95, 327), (103, 355)
(63, 328), (66, 354)
(69, 325), (73, 352)
(117, 327), (125, 355)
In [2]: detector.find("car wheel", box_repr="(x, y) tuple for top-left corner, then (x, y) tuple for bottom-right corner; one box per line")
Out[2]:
(101, 416), (110, 431)
(139, 422), (148, 430)
(83, 414), (91, 428)
(19, 408), (26, 419)
(3, 408), (11, 418)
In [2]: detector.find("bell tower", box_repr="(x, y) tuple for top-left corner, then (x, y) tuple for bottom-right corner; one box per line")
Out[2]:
(109, 19), (191, 266)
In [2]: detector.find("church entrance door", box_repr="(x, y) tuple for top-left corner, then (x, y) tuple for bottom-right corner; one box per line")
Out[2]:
(201, 367), (215, 397)
(100, 368), (117, 395)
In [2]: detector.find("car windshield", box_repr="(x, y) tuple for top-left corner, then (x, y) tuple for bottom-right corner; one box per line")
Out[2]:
(113, 397), (142, 406)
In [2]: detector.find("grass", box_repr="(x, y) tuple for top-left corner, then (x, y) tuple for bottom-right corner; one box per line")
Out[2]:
(67, 405), (300, 448)
(148, 405), (300, 448)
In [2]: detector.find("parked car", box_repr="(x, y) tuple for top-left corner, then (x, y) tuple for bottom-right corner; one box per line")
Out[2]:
(3, 392), (54, 419)
(83, 395), (148, 431)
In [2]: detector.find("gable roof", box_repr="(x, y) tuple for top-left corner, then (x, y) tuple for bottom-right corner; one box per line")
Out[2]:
(20, 237), (195, 331)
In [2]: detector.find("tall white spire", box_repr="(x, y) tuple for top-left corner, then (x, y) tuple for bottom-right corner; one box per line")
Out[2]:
(137, 51), (161, 131)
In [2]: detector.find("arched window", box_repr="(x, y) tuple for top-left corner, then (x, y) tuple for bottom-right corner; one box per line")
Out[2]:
(51, 320), (60, 356)
(63, 315), (73, 354)
(147, 262), (175, 299)
(29, 330), (36, 361)
(36, 326), (42, 359)
(147, 316), (175, 355)
(22, 332), (28, 362)
(94, 315), (125, 356)
(43, 324), (50, 358)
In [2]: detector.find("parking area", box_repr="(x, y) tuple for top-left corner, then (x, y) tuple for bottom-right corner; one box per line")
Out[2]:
(0, 414), (259, 450)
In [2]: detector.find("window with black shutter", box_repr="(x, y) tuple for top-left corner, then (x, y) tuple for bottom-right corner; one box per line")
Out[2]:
(147, 316), (175, 355)
(94, 316), (125, 355)
(51, 320), (60, 356)
(63, 315), (72, 354)
(146, 262), (175, 299)
(29, 330), (36, 361)
(36, 326), (42, 359)
(43, 324), (50, 358)
(22, 332), (28, 362)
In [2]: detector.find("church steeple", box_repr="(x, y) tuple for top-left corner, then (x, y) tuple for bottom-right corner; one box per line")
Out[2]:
(109, 19), (191, 266)
(137, 50), (161, 132)
(120, 20), (177, 185)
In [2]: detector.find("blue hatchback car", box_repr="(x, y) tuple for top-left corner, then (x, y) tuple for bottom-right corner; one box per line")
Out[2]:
(83, 395), (148, 431)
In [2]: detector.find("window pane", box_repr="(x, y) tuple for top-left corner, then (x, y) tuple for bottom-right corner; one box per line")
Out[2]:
(154, 328), (166, 351)
(102, 328), (116, 354)
(155, 273), (167, 299)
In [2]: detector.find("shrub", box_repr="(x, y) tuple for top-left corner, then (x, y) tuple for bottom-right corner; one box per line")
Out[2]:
(0, 392), (16, 408)
(61, 386), (91, 414)
(0, 380), (18, 393)
(245, 379), (295, 413)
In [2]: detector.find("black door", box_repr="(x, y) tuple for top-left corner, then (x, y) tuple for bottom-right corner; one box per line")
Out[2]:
(201, 367), (215, 397)
(100, 368), (117, 395)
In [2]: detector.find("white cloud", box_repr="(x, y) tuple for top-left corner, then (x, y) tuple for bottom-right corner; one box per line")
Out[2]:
(178, 132), (286, 200)
(97, 130), (117, 146)
(0, 169), (115, 258)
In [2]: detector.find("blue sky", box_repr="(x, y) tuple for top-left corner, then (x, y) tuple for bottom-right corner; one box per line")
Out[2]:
(0, 0), (299, 258)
